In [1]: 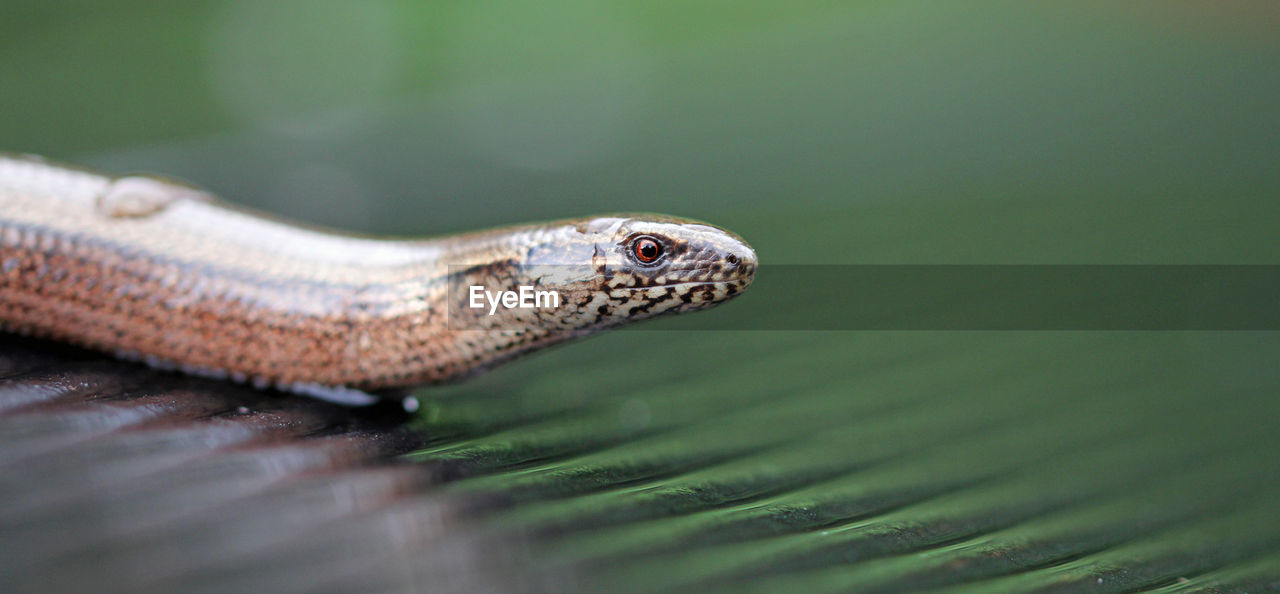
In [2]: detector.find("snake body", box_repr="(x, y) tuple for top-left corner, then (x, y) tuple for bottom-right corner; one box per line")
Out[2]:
(0, 154), (756, 402)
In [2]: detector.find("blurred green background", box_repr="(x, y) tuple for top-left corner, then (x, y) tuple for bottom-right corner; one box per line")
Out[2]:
(4, 1), (1280, 591)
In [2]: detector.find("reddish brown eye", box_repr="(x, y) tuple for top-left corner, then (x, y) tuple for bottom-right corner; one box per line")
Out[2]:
(631, 237), (662, 264)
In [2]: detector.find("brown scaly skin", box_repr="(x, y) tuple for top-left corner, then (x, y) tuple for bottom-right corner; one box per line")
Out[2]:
(0, 154), (756, 402)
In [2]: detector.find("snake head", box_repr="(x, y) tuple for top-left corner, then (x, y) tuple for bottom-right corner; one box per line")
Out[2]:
(457, 214), (755, 335)
(601, 214), (755, 303)
(567, 214), (758, 328)
(441, 213), (757, 379)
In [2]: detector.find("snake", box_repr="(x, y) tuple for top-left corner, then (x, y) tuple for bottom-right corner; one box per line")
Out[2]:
(0, 154), (756, 405)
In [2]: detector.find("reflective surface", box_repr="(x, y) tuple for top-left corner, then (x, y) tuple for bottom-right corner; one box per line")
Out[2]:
(5, 328), (1280, 592)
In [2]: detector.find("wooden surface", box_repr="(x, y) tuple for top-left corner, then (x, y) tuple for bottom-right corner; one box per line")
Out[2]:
(4, 331), (1280, 593)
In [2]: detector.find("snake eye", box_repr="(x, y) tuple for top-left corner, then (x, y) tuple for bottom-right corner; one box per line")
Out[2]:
(630, 236), (663, 264)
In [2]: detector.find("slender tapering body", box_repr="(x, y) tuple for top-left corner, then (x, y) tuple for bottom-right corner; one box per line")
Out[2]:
(0, 154), (756, 400)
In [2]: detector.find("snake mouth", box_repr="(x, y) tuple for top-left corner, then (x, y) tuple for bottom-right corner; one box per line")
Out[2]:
(652, 278), (753, 290)
(645, 258), (758, 290)
(628, 277), (755, 309)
